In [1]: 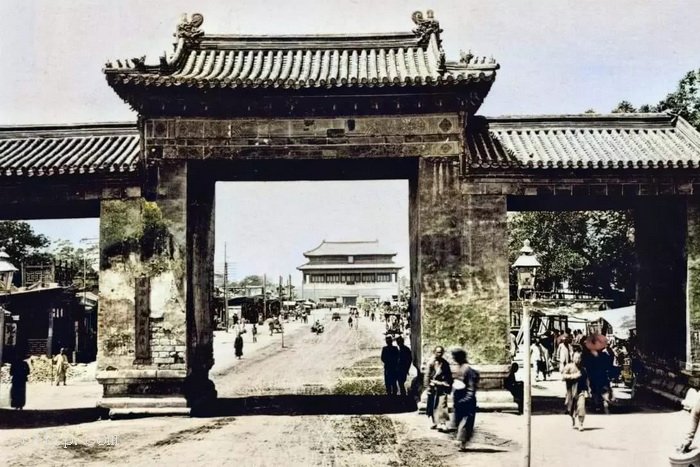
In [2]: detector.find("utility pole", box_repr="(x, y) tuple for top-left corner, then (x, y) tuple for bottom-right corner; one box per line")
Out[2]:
(288, 274), (292, 300)
(223, 243), (229, 332)
(263, 274), (267, 319)
(279, 275), (284, 349)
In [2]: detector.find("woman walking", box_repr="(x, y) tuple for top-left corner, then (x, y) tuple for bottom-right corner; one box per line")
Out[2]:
(10, 354), (30, 410)
(234, 332), (244, 359)
(562, 351), (590, 431)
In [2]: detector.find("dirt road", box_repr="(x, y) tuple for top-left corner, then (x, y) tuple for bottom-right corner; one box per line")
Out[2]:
(0, 310), (685, 466)
(213, 309), (384, 396)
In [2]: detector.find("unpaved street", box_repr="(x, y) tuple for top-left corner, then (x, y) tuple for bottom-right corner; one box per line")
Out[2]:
(0, 309), (689, 466)
(213, 309), (383, 396)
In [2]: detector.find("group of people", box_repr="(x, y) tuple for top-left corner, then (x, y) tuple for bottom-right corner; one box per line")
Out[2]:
(424, 345), (479, 452)
(8, 347), (72, 410)
(380, 335), (412, 396)
(524, 328), (642, 431)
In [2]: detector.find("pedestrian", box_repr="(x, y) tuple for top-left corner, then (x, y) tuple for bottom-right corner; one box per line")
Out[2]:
(425, 346), (452, 430)
(557, 335), (573, 375)
(252, 323), (258, 343)
(395, 336), (412, 396)
(10, 353), (30, 410)
(380, 335), (399, 395)
(234, 332), (244, 359)
(370, 311), (375, 322)
(531, 338), (547, 381)
(583, 348), (612, 414)
(348, 316), (353, 328)
(269, 320), (274, 336)
(509, 332), (518, 359)
(562, 351), (589, 431)
(53, 348), (70, 386)
(451, 347), (479, 452)
(504, 362), (523, 413)
(679, 393), (700, 453)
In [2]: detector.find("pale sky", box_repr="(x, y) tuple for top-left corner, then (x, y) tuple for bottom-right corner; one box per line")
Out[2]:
(5, 0), (700, 285)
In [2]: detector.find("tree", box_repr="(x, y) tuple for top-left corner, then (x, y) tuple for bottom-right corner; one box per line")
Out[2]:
(611, 100), (637, 113)
(656, 69), (700, 130)
(50, 239), (99, 291)
(239, 275), (263, 286)
(0, 221), (50, 265)
(611, 68), (700, 131)
(508, 211), (635, 306)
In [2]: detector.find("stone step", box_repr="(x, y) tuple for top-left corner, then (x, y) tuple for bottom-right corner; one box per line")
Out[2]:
(97, 397), (188, 409)
(108, 407), (191, 419)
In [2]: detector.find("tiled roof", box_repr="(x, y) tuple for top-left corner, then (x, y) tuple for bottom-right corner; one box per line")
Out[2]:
(0, 123), (140, 177)
(303, 240), (397, 257)
(104, 12), (498, 90)
(465, 113), (700, 170)
(297, 263), (402, 271)
(0, 260), (18, 273)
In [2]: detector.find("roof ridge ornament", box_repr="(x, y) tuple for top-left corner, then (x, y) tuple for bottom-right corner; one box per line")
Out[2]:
(411, 10), (442, 46)
(460, 50), (474, 65)
(175, 13), (204, 43)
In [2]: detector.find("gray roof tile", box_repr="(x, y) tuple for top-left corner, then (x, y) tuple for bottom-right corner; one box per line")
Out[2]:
(0, 123), (140, 177)
(104, 12), (498, 90)
(465, 114), (700, 170)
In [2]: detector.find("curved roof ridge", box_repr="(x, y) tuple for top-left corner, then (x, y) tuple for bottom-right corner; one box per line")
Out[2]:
(303, 239), (396, 257)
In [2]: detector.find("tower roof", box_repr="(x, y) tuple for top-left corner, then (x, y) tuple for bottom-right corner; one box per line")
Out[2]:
(104, 11), (498, 91)
(303, 240), (397, 257)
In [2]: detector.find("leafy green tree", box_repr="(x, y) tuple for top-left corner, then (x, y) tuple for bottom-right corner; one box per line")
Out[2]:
(509, 211), (635, 307)
(0, 221), (50, 266)
(655, 69), (700, 130)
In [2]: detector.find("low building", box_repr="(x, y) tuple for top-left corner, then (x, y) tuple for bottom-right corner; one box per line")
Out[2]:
(298, 240), (402, 306)
(0, 251), (95, 363)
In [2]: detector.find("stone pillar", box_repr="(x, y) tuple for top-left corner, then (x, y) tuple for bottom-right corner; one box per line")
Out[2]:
(686, 200), (700, 381)
(185, 167), (217, 409)
(96, 161), (215, 415)
(634, 200), (686, 364)
(415, 157), (514, 410)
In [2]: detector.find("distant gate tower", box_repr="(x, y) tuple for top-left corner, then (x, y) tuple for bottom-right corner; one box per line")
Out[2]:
(298, 240), (402, 306)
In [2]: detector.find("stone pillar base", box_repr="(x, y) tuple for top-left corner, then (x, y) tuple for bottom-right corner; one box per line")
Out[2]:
(669, 448), (700, 466)
(416, 364), (518, 413)
(97, 369), (188, 397)
(97, 369), (194, 418)
(97, 396), (190, 419)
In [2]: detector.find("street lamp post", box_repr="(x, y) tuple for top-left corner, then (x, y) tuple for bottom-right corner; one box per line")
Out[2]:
(512, 239), (541, 467)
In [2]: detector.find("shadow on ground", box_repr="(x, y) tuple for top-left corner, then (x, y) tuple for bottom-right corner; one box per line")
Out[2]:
(0, 407), (108, 429)
(532, 388), (679, 416)
(194, 394), (418, 417)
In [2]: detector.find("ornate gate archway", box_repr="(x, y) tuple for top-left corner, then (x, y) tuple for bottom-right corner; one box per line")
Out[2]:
(4, 10), (700, 416)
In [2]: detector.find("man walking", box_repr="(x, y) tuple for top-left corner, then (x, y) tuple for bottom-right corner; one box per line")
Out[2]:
(451, 347), (479, 452)
(53, 348), (70, 386)
(425, 346), (452, 430)
(557, 335), (573, 375)
(380, 336), (399, 395)
(395, 336), (412, 396)
(251, 323), (258, 343)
